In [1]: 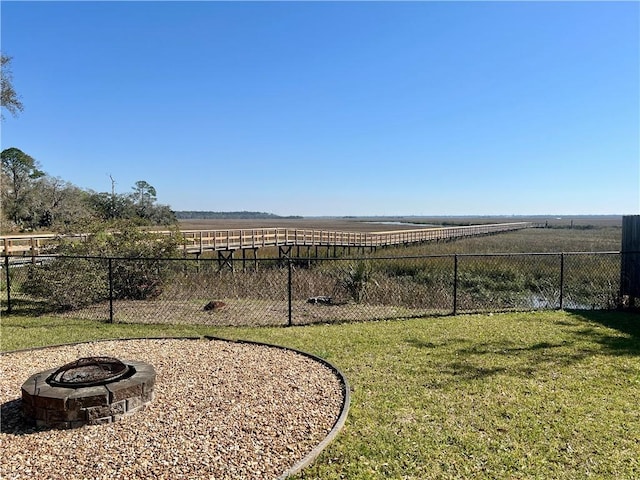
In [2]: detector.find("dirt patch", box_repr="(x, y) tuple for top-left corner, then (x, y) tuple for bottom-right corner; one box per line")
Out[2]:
(52, 299), (428, 326)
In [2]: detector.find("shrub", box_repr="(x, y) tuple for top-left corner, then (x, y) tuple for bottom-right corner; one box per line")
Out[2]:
(22, 222), (182, 309)
(23, 258), (108, 311)
(337, 261), (378, 303)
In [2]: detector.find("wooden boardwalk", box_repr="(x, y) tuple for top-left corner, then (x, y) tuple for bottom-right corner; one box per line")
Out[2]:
(1, 222), (533, 258)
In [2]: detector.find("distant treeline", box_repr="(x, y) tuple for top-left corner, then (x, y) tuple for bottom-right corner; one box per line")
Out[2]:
(175, 211), (303, 220)
(1, 147), (175, 232)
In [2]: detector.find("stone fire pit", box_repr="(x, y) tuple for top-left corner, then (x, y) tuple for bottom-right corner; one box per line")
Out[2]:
(21, 356), (155, 429)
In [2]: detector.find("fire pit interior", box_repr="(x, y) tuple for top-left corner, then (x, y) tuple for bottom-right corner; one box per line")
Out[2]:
(21, 356), (155, 429)
(47, 356), (133, 387)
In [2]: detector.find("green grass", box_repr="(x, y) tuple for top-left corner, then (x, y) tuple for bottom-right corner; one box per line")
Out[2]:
(2, 310), (639, 479)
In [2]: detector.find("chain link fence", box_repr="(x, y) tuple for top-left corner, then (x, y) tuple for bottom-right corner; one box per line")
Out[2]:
(1, 251), (622, 326)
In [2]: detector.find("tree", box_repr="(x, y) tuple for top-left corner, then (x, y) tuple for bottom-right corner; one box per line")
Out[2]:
(147, 203), (177, 225)
(0, 153), (176, 230)
(87, 191), (136, 222)
(132, 180), (157, 218)
(32, 177), (94, 230)
(1, 147), (45, 228)
(1, 54), (23, 119)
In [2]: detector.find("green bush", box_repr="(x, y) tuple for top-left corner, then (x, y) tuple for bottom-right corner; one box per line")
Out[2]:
(337, 261), (377, 303)
(110, 259), (164, 300)
(23, 258), (108, 311)
(22, 222), (181, 310)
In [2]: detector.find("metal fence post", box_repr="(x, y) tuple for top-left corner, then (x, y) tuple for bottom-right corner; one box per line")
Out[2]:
(4, 255), (11, 314)
(559, 253), (564, 310)
(287, 258), (293, 326)
(453, 254), (458, 315)
(109, 258), (114, 323)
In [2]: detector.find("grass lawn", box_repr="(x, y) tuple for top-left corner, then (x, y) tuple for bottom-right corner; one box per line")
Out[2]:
(2, 310), (639, 479)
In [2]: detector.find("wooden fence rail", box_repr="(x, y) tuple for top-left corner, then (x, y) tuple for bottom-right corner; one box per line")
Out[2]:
(1, 222), (533, 257)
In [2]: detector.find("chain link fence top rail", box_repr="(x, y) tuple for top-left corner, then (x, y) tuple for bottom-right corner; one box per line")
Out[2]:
(1, 251), (622, 326)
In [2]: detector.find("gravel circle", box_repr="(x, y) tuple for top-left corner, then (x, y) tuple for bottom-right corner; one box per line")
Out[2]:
(0, 338), (348, 479)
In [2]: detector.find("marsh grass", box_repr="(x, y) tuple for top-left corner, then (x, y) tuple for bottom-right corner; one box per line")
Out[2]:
(1, 310), (638, 479)
(2, 226), (622, 322)
(3, 248), (620, 323)
(378, 226), (621, 256)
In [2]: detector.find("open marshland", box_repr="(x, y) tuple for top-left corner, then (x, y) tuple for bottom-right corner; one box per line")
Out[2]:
(4, 218), (622, 324)
(177, 215), (623, 232)
(178, 215), (622, 257)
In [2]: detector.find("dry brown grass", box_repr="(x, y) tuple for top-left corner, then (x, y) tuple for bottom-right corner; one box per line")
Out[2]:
(178, 215), (622, 231)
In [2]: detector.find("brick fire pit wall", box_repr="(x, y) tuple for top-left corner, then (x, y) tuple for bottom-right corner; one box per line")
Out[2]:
(21, 360), (155, 429)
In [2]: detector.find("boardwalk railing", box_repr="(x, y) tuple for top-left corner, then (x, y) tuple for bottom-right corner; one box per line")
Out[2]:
(1, 222), (533, 257)
(173, 222), (534, 254)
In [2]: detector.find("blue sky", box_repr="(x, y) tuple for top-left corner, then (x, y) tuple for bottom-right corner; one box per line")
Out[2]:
(1, 1), (638, 216)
